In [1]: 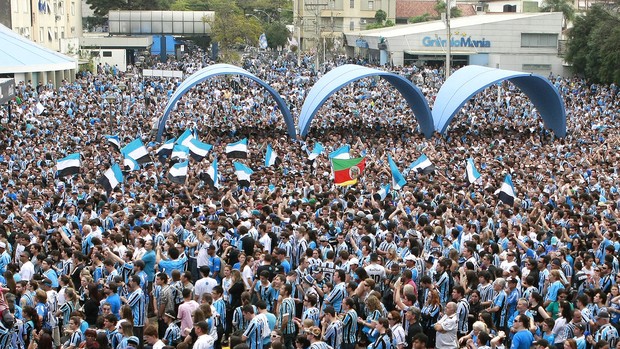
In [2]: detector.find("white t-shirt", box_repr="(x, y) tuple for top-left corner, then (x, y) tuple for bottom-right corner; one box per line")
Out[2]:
(242, 265), (254, 289)
(193, 334), (215, 349)
(19, 261), (35, 281)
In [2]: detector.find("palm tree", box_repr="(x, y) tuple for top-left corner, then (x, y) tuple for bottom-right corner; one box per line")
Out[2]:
(540, 0), (576, 29)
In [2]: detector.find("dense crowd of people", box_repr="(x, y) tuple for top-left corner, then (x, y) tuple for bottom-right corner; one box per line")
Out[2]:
(0, 47), (619, 349)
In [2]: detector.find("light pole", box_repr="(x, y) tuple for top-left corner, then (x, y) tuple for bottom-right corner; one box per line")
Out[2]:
(445, 0), (451, 79)
(253, 9), (274, 23)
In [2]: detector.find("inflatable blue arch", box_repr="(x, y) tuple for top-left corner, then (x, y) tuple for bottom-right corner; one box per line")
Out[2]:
(432, 65), (566, 137)
(157, 64), (297, 142)
(298, 64), (435, 139)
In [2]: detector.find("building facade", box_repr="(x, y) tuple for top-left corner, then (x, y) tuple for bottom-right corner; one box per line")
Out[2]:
(1, 0), (82, 53)
(344, 12), (568, 76)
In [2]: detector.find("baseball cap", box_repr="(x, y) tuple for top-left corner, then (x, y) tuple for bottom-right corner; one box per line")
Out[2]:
(349, 258), (359, 265)
(0, 242), (5, 249)
(127, 336), (140, 345)
(405, 255), (416, 262)
(303, 275), (314, 284)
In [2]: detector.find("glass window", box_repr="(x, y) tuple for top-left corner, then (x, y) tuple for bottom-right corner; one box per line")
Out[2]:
(350, 0), (354, 8)
(521, 33), (558, 48)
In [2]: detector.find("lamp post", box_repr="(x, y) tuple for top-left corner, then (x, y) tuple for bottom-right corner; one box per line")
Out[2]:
(253, 9), (274, 23)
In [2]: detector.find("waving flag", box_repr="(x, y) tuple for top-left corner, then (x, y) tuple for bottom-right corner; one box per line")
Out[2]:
(308, 142), (324, 161)
(498, 174), (516, 206)
(201, 158), (219, 189)
(105, 135), (121, 151)
(388, 154), (407, 190)
(188, 138), (212, 161)
(265, 144), (281, 167)
(466, 158), (482, 184)
(156, 138), (176, 160)
(168, 161), (189, 184)
(171, 144), (190, 161)
(259, 33), (268, 49)
(121, 138), (151, 165)
(329, 145), (351, 160)
(56, 153), (81, 177)
(332, 157), (366, 186)
(123, 156), (139, 172)
(234, 162), (254, 187)
(98, 164), (123, 194)
(377, 184), (391, 201)
(226, 138), (248, 159)
(176, 129), (194, 147)
(407, 154), (435, 175)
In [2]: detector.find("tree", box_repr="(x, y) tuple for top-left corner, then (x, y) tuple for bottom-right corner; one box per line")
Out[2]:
(375, 9), (387, 24)
(265, 22), (289, 49)
(209, 0), (262, 52)
(409, 13), (432, 23)
(565, 4), (620, 83)
(170, 0), (210, 11)
(540, 0), (575, 28)
(434, 1), (462, 18)
(86, 0), (171, 17)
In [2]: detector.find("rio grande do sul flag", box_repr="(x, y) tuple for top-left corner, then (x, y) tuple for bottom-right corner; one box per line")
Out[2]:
(331, 157), (366, 186)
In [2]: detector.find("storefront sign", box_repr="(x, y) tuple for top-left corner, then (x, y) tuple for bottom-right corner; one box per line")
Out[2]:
(422, 36), (491, 48)
(356, 39), (369, 48)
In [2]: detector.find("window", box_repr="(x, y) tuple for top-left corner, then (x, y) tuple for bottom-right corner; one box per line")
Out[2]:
(350, 20), (354, 30)
(54, 27), (58, 40)
(59, 1), (64, 14)
(39, 27), (44, 42)
(61, 26), (65, 38)
(522, 64), (552, 71)
(350, 0), (354, 8)
(521, 33), (558, 48)
(102, 51), (112, 57)
(368, 0), (373, 9)
(48, 27), (53, 41)
(23, 0), (28, 13)
(71, 1), (75, 15)
(503, 4), (516, 12)
(12, 0), (19, 12)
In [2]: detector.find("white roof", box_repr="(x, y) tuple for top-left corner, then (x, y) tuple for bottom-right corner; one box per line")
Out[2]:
(0, 23), (77, 74)
(347, 12), (559, 38)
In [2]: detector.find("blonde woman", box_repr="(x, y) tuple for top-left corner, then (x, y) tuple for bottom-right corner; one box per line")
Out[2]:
(357, 295), (383, 344)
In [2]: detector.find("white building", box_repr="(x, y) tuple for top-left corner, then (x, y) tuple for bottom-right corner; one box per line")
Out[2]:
(344, 12), (568, 76)
(4, 0), (83, 54)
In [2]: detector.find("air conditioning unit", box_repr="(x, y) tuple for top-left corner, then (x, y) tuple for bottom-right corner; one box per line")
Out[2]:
(55, 15), (62, 21)
(360, 19), (367, 24)
(475, 4), (484, 11)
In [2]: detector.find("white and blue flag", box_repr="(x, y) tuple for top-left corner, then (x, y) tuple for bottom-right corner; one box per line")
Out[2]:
(98, 164), (123, 193)
(168, 161), (189, 184)
(265, 144), (281, 167)
(56, 153), (81, 177)
(388, 154), (407, 190)
(498, 174), (516, 206)
(226, 138), (248, 159)
(234, 162), (254, 187)
(121, 138), (151, 165)
(406, 154), (435, 175)
(466, 158), (482, 184)
(328, 145), (350, 160)
(105, 135), (121, 151)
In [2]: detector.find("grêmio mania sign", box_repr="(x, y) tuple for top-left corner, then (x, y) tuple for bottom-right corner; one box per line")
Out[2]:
(422, 36), (491, 48)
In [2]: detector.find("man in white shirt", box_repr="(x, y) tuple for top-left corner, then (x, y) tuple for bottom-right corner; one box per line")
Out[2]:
(19, 251), (35, 281)
(434, 302), (458, 349)
(194, 266), (218, 302)
(193, 321), (216, 349)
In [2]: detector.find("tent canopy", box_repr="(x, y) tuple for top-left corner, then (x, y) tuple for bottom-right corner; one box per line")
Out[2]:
(157, 64), (297, 141)
(0, 24), (76, 74)
(298, 64), (434, 139)
(432, 65), (566, 137)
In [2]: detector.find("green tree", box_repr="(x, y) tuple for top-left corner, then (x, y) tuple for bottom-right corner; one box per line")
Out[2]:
(375, 9), (387, 24)
(210, 0), (262, 52)
(434, 1), (462, 18)
(566, 5), (620, 83)
(409, 13), (432, 23)
(265, 22), (289, 49)
(540, 0), (575, 28)
(86, 0), (171, 17)
(170, 0), (210, 11)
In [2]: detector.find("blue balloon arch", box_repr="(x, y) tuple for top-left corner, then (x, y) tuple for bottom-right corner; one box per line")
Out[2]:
(156, 64), (297, 142)
(432, 65), (566, 137)
(298, 64), (435, 139)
